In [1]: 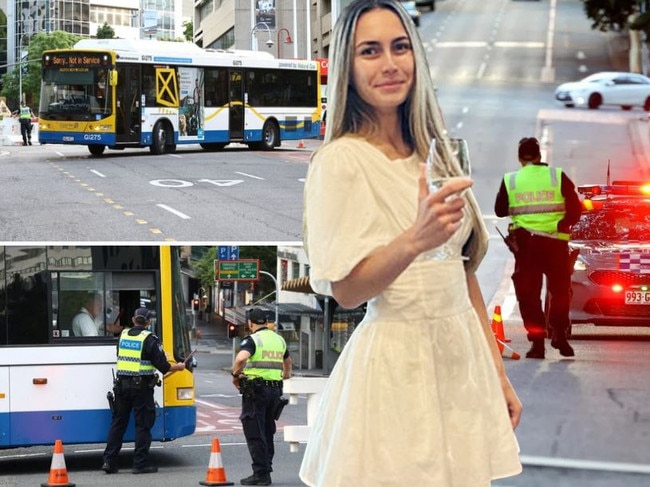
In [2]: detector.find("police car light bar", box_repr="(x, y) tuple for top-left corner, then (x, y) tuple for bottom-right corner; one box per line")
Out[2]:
(577, 181), (650, 198)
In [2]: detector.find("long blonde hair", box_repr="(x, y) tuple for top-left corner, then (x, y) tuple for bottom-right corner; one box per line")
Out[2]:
(324, 0), (463, 177)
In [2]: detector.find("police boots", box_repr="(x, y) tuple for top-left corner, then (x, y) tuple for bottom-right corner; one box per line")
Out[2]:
(240, 472), (271, 485)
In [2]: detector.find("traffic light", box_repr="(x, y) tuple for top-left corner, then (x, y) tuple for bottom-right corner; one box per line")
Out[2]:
(192, 298), (199, 311)
(228, 323), (238, 339)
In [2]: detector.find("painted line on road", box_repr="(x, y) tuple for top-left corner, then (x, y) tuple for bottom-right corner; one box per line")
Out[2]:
(90, 169), (106, 178)
(47, 161), (174, 240)
(521, 454), (650, 475)
(235, 171), (265, 180)
(156, 203), (191, 219)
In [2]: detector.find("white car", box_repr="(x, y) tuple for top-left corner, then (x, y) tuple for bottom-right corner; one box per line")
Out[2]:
(554, 71), (650, 111)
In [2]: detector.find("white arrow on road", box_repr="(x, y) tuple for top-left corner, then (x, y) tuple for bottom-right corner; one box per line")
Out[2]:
(198, 179), (244, 187)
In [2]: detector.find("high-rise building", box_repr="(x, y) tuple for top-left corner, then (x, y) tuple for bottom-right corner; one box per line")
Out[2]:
(194, 0), (337, 60)
(1, 0), (191, 75)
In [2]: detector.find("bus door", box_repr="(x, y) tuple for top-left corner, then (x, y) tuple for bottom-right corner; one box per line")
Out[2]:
(116, 65), (142, 144)
(229, 69), (244, 140)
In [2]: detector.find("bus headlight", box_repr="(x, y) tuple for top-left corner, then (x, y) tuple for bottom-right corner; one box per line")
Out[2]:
(177, 387), (194, 401)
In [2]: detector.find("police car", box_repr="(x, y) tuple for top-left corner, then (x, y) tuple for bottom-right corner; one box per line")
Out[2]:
(569, 180), (650, 328)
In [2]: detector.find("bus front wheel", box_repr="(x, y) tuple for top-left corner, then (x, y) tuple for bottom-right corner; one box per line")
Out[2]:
(151, 121), (171, 155)
(88, 144), (106, 156)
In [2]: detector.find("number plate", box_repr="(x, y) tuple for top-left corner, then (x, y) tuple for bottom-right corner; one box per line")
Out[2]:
(625, 291), (650, 305)
(62, 136), (74, 142)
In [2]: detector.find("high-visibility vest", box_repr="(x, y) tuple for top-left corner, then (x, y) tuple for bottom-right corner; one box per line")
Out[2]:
(116, 329), (155, 376)
(243, 329), (286, 381)
(19, 106), (31, 119)
(505, 165), (569, 240)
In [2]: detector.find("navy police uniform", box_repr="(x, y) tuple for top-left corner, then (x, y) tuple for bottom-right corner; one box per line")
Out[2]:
(103, 308), (178, 474)
(233, 307), (290, 486)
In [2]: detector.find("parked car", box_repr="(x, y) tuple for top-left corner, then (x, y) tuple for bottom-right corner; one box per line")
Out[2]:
(555, 71), (650, 111)
(399, 0), (421, 26)
(568, 180), (650, 329)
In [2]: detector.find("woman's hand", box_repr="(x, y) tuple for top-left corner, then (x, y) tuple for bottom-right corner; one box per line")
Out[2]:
(502, 378), (523, 429)
(410, 164), (472, 255)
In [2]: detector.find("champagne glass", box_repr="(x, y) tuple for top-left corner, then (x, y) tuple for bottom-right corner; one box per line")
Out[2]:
(424, 138), (472, 260)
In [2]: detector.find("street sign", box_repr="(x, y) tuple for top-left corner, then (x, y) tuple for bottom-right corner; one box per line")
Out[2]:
(216, 259), (260, 281)
(218, 246), (239, 261)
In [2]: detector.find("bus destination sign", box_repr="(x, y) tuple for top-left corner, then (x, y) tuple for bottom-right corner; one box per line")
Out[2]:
(50, 52), (106, 70)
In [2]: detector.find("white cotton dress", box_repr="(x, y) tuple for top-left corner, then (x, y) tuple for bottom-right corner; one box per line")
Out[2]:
(299, 136), (522, 487)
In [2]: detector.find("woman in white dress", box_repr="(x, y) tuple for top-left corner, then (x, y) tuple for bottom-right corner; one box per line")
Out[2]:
(300, 1), (522, 486)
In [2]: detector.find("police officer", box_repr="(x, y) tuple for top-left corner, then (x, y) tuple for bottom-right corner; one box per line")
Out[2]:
(494, 137), (582, 359)
(16, 101), (34, 146)
(231, 307), (292, 486)
(102, 308), (185, 474)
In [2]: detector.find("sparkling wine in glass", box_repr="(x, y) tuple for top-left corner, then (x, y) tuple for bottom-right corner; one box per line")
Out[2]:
(424, 138), (472, 260)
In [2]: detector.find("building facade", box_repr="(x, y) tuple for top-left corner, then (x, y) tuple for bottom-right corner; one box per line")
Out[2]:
(2, 0), (190, 74)
(194, 0), (347, 60)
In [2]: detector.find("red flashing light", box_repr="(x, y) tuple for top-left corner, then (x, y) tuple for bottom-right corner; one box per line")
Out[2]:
(611, 284), (623, 293)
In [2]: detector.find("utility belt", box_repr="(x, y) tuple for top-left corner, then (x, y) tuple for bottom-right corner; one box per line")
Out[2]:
(239, 376), (283, 399)
(242, 376), (283, 388)
(114, 374), (159, 392)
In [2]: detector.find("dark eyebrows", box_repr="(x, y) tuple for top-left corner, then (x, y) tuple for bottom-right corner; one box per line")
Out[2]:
(355, 35), (410, 51)
(355, 40), (380, 50)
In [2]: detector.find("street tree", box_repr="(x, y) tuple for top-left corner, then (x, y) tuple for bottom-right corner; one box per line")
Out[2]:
(193, 246), (280, 303)
(582, 0), (637, 32)
(96, 22), (115, 39)
(582, 1), (650, 73)
(0, 30), (82, 111)
(183, 20), (193, 42)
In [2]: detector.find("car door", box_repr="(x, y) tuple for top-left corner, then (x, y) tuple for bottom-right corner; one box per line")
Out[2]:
(604, 74), (629, 105)
(626, 74), (650, 106)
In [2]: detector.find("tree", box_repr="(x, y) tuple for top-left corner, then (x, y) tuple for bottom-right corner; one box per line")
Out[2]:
(582, 0), (637, 32)
(582, 1), (650, 73)
(96, 22), (115, 39)
(193, 246), (280, 302)
(183, 20), (193, 42)
(0, 30), (82, 110)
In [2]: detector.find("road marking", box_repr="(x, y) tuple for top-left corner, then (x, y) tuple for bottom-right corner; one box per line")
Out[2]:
(198, 179), (244, 187)
(538, 108), (631, 125)
(90, 169), (106, 178)
(150, 179), (193, 188)
(235, 171), (264, 180)
(521, 454), (650, 475)
(156, 203), (191, 219)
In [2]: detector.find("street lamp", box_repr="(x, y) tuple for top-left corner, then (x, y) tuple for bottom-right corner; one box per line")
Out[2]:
(259, 270), (280, 330)
(250, 22), (274, 51)
(18, 34), (24, 105)
(276, 28), (293, 58)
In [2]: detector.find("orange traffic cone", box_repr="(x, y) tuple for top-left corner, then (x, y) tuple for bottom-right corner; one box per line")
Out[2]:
(199, 438), (234, 486)
(41, 439), (75, 487)
(491, 305), (511, 350)
(497, 338), (521, 360)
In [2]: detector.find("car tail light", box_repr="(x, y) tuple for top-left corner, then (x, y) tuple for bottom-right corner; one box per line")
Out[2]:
(611, 284), (623, 293)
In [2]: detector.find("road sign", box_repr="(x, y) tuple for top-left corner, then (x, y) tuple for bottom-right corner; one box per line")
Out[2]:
(216, 259), (259, 281)
(218, 246), (239, 261)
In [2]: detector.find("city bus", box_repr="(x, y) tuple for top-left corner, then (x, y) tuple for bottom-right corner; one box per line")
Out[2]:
(0, 246), (196, 448)
(38, 38), (322, 156)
